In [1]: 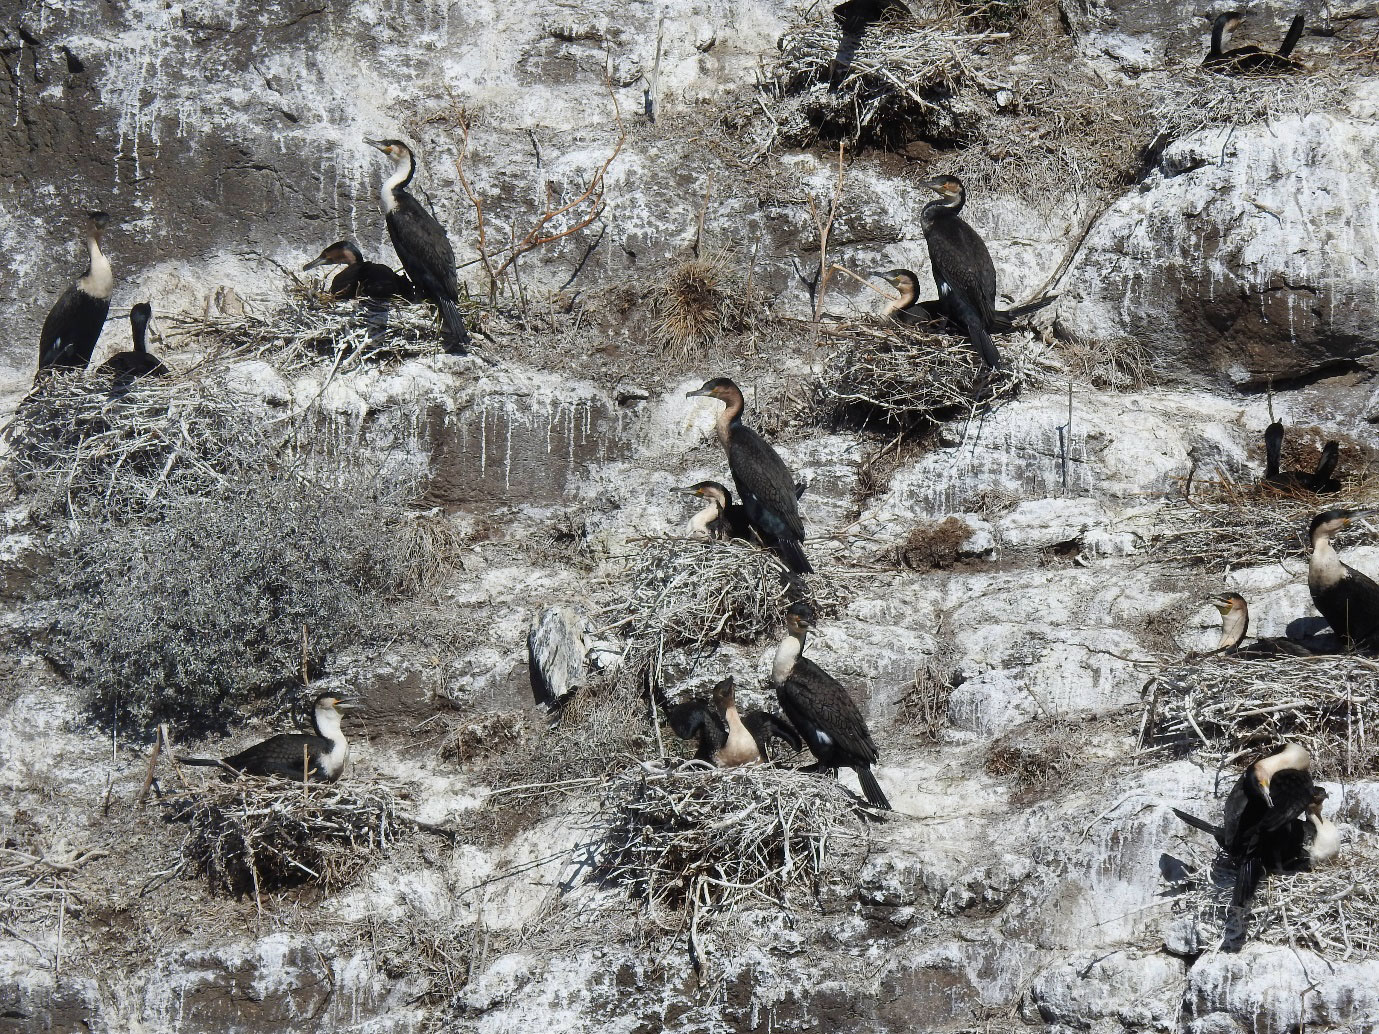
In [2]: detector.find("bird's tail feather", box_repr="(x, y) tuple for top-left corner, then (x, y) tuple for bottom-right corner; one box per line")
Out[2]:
(1231, 856), (1264, 910)
(1278, 15), (1304, 57)
(856, 766), (892, 810)
(966, 319), (1002, 370)
(437, 298), (470, 354)
(175, 755), (222, 767)
(993, 294), (1057, 331)
(776, 537), (814, 575)
(1171, 807), (1225, 839)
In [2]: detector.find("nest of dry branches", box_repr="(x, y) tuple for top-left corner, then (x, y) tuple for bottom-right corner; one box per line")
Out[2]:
(1144, 656), (1379, 778)
(1168, 833), (1379, 961)
(164, 780), (402, 899)
(0, 841), (107, 933)
(594, 762), (866, 949)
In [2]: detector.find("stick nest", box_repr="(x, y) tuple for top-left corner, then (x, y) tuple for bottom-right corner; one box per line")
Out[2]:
(594, 762), (866, 920)
(164, 780), (403, 898)
(1145, 656), (1379, 778)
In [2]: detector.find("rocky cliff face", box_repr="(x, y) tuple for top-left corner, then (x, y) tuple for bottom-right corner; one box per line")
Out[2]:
(2, 1), (1379, 1033)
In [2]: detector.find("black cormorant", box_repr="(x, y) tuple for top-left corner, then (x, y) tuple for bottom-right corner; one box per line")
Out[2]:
(666, 677), (803, 766)
(1307, 509), (1379, 648)
(305, 240), (416, 301)
(364, 138), (469, 353)
(1172, 742), (1313, 857)
(872, 268), (1055, 333)
(177, 692), (356, 782)
(685, 378), (812, 574)
(95, 303), (168, 385)
(36, 211), (114, 377)
(1207, 593), (1315, 658)
(772, 604), (891, 809)
(1262, 421), (1341, 495)
(918, 176), (1001, 369)
(1204, 12), (1305, 73)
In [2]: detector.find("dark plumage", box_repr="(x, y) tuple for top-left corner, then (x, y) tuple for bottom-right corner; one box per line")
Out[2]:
(1204, 12), (1305, 73)
(365, 138), (469, 353)
(679, 480), (754, 542)
(37, 211), (114, 377)
(918, 176), (1001, 369)
(1307, 509), (1379, 648)
(686, 378), (812, 574)
(177, 693), (356, 782)
(772, 605), (890, 809)
(305, 240), (416, 301)
(872, 268), (1055, 334)
(96, 303), (168, 385)
(666, 677), (803, 766)
(1261, 421), (1341, 495)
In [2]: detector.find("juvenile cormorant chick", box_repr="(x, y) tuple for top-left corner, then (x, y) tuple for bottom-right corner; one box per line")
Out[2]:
(305, 240), (416, 301)
(918, 176), (1001, 369)
(685, 378), (812, 573)
(1204, 12), (1305, 73)
(177, 692), (356, 782)
(95, 303), (168, 385)
(1262, 421), (1341, 495)
(365, 138), (470, 353)
(772, 604), (891, 809)
(1207, 593), (1315, 657)
(666, 677), (803, 767)
(1308, 509), (1379, 649)
(679, 480), (753, 541)
(37, 211), (114, 377)
(872, 268), (1055, 333)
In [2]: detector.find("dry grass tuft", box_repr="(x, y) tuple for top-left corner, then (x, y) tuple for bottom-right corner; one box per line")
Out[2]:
(894, 516), (975, 570)
(987, 718), (1090, 803)
(650, 252), (762, 359)
(898, 663), (956, 742)
(1143, 656), (1379, 778)
(164, 780), (402, 898)
(0, 840), (107, 932)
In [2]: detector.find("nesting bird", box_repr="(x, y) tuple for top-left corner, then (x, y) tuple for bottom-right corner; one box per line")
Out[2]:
(365, 138), (470, 352)
(872, 268), (1054, 333)
(1307, 509), (1379, 649)
(1206, 593), (1314, 658)
(918, 175), (1002, 369)
(685, 378), (812, 573)
(1204, 12), (1305, 73)
(177, 692), (357, 782)
(772, 604), (890, 809)
(95, 303), (168, 387)
(665, 677), (802, 768)
(1261, 421), (1340, 495)
(37, 211), (114, 378)
(305, 240), (416, 301)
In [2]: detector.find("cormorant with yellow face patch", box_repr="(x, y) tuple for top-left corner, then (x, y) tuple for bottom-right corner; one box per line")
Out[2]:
(177, 692), (357, 782)
(1206, 593), (1315, 657)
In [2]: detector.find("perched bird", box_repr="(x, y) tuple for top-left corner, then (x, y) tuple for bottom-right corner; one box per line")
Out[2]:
(1172, 742), (1313, 858)
(918, 176), (1001, 369)
(872, 268), (1055, 333)
(772, 604), (891, 809)
(665, 677), (802, 767)
(1204, 12), (1305, 73)
(37, 211), (114, 378)
(1206, 593), (1315, 658)
(678, 480), (753, 542)
(1261, 421), (1341, 495)
(527, 605), (589, 713)
(305, 240), (416, 301)
(1307, 509), (1379, 649)
(177, 692), (356, 782)
(95, 303), (168, 386)
(364, 138), (470, 352)
(685, 378), (812, 574)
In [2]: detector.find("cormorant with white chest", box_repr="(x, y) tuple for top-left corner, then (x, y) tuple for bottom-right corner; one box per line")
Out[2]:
(872, 268), (1054, 333)
(96, 303), (168, 386)
(666, 677), (803, 767)
(685, 378), (812, 574)
(918, 176), (1001, 369)
(305, 240), (416, 301)
(1307, 508), (1379, 649)
(365, 138), (470, 352)
(177, 692), (357, 782)
(1206, 593), (1315, 658)
(36, 211), (114, 378)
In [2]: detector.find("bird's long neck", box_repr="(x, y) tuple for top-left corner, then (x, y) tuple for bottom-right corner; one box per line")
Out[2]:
(716, 392), (745, 448)
(717, 699), (759, 765)
(1209, 18), (1228, 58)
(313, 704), (346, 747)
(772, 631), (803, 684)
(886, 278), (918, 316)
(687, 498), (721, 539)
(1217, 606), (1248, 652)
(132, 320), (148, 354)
(1308, 807), (1340, 862)
(1256, 744), (1310, 783)
(381, 152), (415, 213)
(1310, 530), (1345, 589)
(79, 232), (113, 299)
(1314, 444), (1339, 481)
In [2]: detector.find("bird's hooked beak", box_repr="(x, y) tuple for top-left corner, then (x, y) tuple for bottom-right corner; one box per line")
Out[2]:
(685, 387), (711, 399)
(675, 485), (705, 497)
(1210, 594), (1236, 613)
(333, 697), (361, 712)
(303, 255), (329, 271)
(363, 137), (388, 152)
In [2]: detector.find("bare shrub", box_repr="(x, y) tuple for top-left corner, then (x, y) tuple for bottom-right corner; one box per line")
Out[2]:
(650, 252), (762, 359)
(898, 664), (955, 741)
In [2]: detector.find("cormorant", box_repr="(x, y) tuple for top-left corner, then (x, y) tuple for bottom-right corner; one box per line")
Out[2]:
(1304, 788), (1340, 864)
(528, 605), (588, 713)
(305, 240), (416, 301)
(685, 378), (812, 574)
(1261, 421), (1341, 495)
(364, 138), (470, 353)
(872, 268), (1055, 333)
(1204, 12), (1305, 73)
(918, 175), (1001, 369)
(679, 480), (753, 542)
(1207, 593), (1315, 657)
(1307, 509), (1379, 648)
(666, 677), (803, 766)
(772, 604), (891, 809)
(36, 211), (114, 377)
(177, 692), (356, 782)
(1172, 742), (1313, 857)
(95, 303), (168, 385)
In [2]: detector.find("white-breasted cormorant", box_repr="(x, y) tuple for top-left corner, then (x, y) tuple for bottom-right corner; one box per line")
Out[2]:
(305, 240), (416, 301)
(666, 677), (803, 766)
(1173, 742), (1313, 856)
(177, 692), (356, 782)
(872, 268), (1055, 334)
(1307, 509), (1379, 648)
(364, 138), (470, 353)
(685, 378), (812, 574)
(1207, 593), (1315, 658)
(37, 211), (114, 377)
(1204, 12), (1305, 73)
(1262, 421), (1341, 495)
(679, 480), (753, 542)
(918, 176), (1001, 369)
(95, 303), (168, 385)
(772, 604), (891, 809)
